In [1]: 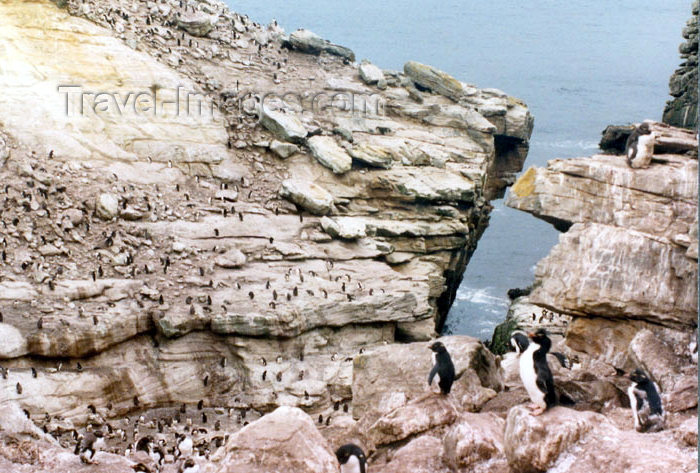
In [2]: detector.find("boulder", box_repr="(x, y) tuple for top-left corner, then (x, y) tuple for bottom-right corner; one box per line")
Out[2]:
(177, 12), (217, 37)
(380, 436), (451, 473)
(260, 107), (308, 143)
(279, 179), (334, 215)
(358, 61), (384, 85)
(214, 249), (247, 269)
(366, 396), (458, 447)
(504, 406), (602, 473)
(95, 193), (119, 220)
(307, 136), (353, 174)
(288, 29), (355, 62)
(211, 406), (338, 473)
(443, 412), (508, 472)
(269, 140), (299, 159)
(628, 329), (680, 391)
(404, 61), (464, 101)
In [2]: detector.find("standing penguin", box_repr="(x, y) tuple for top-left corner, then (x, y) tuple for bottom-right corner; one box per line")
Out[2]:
(519, 329), (556, 415)
(625, 122), (657, 169)
(627, 369), (665, 432)
(428, 341), (456, 395)
(335, 443), (367, 473)
(75, 428), (105, 464)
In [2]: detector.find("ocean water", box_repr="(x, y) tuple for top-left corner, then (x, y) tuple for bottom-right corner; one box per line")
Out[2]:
(226, 0), (692, 340)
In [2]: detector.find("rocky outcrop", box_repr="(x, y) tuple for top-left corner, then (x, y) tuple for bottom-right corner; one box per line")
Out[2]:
(506, 126), (698, 341)
(503, 121), (698, 470)
(663, 1), (699, 130)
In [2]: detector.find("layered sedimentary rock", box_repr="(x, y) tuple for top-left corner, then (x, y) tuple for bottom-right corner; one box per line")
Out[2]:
(663, 1), (699, 130)
(505, 123), (698, 465)
(0, 0), (533, 463)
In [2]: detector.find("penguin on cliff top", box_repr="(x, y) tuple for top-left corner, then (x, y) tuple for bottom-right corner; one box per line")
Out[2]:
(519, 329), (557, 415)
(336, 443), (367, 473)
(626, 121), (657, 169)
(627, 368), (665, 432)
(428, 340), (456, 395)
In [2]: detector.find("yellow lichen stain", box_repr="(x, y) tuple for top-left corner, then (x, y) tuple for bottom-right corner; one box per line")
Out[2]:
(510, 167), (537, 197)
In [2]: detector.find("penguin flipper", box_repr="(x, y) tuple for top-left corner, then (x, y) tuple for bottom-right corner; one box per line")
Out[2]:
(428, 364), (438, 386)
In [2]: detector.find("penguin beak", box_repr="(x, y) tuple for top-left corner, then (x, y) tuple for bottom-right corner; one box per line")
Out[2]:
(527, 332), (535, 338)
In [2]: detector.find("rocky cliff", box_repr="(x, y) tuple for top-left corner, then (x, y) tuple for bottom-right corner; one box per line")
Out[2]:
(0, 0), (538, 470)
(502, 121), (698, 470)
(663, 0), (698, 130)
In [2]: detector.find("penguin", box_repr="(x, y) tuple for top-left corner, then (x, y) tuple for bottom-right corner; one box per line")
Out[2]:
(519, 329), (556, 415)
(428, 341), (456, 395)
(625, 122), (657, 169)
(510, 331), (571, 369)
(627, 369), (665, 432)
(179, 458), (199, 473)
(335, 443), (367, 473)
(75, 429), (105, 464)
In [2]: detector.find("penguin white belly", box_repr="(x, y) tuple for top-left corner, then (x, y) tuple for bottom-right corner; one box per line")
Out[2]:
(630, 134), (654, 168)
(627, 385), (641, 431)
(340, 455), (362, 473)
(179, 437), (193, 457)
(520, 346), (545, 408)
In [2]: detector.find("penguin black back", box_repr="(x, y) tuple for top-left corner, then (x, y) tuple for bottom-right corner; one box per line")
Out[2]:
(335, 443), (367, 473)
(529, 329), (556, 409)
(428, 341), (456, 395)
(628, 368), (665, 432)
(629, 369), (663, 414)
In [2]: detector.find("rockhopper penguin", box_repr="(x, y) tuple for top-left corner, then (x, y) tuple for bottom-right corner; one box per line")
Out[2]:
(428, 341), (456, 395)
(625, 121), (657, 169)
(519, 329), (556, 415)
(336, 443), (367, 473)
(628, 368), (665, 432)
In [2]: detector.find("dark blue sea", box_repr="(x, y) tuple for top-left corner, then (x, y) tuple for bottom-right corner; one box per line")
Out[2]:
(226, 0), (692, 339)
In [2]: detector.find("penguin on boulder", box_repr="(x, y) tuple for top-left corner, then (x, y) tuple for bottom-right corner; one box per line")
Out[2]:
(625, 122), (657, 169)
(335, 443), (367, 473)
(628, 369), (665, 432)
(428, 340), (456, 395)
(519, 329), (557, 415)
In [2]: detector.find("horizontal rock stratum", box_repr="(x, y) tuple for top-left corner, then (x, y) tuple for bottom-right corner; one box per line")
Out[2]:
(0, 0), (535, 467)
